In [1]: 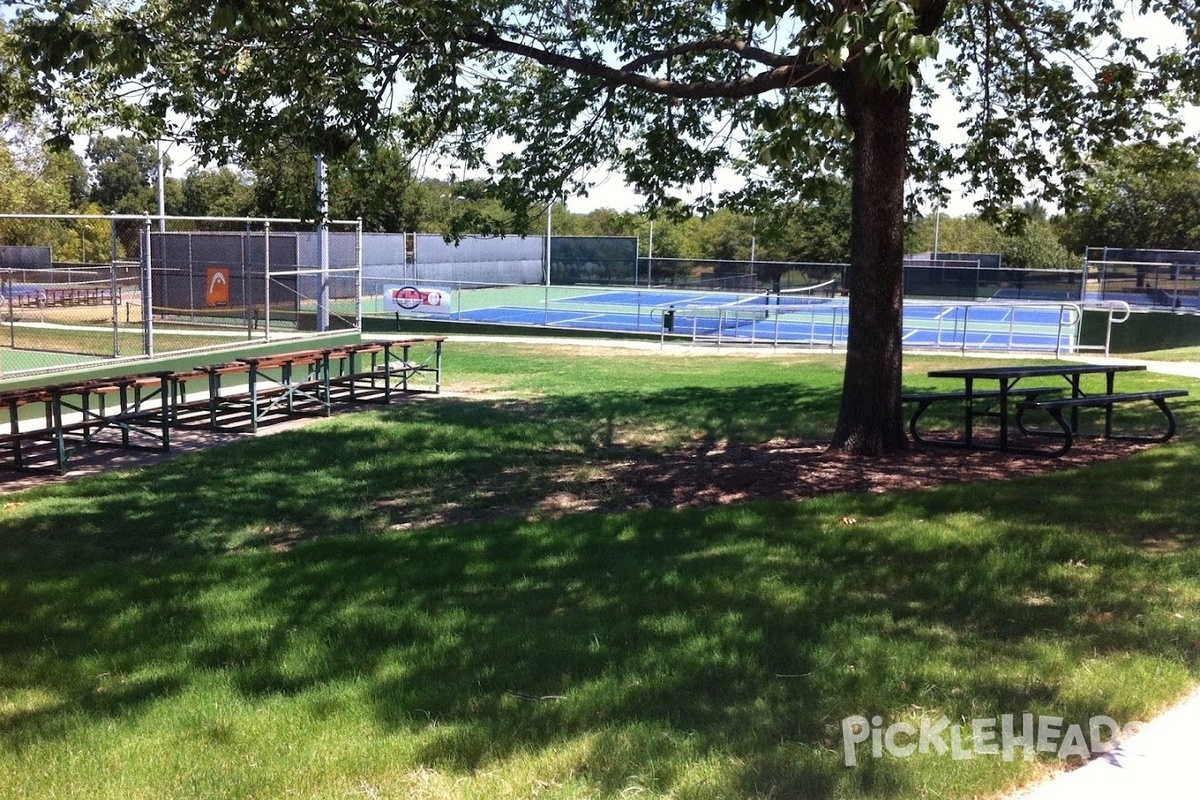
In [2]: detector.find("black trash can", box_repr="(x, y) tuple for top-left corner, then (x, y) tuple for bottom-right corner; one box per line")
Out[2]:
(663, 306), (675, 332)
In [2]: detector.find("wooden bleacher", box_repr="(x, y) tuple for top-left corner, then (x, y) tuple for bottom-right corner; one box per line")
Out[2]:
(0, 337), (445, 474)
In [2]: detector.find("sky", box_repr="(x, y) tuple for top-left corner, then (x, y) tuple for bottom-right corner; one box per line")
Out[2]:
(562, 8), (1198, 218)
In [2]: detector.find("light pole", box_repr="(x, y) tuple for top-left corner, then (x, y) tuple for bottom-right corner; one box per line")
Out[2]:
(156, 140), (166, 233)
(750, 216), (757, 265)
(932, 207), (941, 261)
(316, 154), (330, 332)
(647, 219), (654, 287)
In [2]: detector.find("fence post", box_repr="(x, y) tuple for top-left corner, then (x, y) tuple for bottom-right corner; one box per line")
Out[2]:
(141, 216), (154, 356)
(111, 216), (121, 357)
(5, 271), (13, 350)
(188, 231), (195, 316)
(356, 219), (364, 331)
(242, 224), (252, 338)
(263, 220), (272, 342)
(316, 155), (330, 332)
(109, 226), (120, 358)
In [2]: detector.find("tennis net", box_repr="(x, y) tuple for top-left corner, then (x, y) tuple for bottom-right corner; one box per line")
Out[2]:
(773, 280), (839, 310)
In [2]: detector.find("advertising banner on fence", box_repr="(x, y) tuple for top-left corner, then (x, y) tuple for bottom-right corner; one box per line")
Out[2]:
(384, 285), (453, 315)
(206, 267), (231, 307)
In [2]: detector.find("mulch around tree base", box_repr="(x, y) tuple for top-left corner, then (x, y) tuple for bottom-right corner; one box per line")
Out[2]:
(599, 436), (1149, 512)
(0, 410), (1149, 509)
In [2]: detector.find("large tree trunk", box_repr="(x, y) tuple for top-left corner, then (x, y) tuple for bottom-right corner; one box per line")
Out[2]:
(829, 71), (911, 455)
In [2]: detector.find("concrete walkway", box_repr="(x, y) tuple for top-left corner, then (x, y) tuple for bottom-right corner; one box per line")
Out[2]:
(1073, 353), (1200, 380)
(1009, 688), (1200, 798)
(1011, 353), (1200, 797)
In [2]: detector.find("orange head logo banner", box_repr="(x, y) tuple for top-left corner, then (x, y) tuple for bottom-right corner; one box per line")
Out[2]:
(206, 267), (231, 307)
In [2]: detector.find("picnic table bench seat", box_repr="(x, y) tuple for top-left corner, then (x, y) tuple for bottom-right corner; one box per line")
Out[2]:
(903, 386), (1065, 447)
(167, 353), (332, 431)
(328, 337), (445, 399)
(168, 338), (445, 431)
(1017, 389), (1190, 456)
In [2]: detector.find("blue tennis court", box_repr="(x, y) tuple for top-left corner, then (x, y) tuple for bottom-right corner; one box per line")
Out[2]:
(407, 285), (1081, 353)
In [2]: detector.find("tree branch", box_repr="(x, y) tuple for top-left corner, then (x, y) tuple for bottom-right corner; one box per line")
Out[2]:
(621, 37), (800, 72)
(914, 1), (952, 37)
(462, 26), (835, 99)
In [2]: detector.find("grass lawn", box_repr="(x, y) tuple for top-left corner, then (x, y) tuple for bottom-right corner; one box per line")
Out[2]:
(1125, 345), (1200, 362)
(1, 342), (1198, 799)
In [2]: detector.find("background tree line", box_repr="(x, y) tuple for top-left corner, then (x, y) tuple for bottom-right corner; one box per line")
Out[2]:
(3, 125), (1198, 268)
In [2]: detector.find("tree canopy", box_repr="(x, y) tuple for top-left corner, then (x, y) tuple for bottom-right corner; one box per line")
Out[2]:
(5, 1), (1198, 453)
(84, 134), (161, 211)
(1058, 142), (1200, 253)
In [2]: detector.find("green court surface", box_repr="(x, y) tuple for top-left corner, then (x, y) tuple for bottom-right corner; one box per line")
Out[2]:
(0, 347), (92, 374)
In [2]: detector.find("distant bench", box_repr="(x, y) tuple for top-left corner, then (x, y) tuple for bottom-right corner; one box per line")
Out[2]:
(5, 285), (115, 308)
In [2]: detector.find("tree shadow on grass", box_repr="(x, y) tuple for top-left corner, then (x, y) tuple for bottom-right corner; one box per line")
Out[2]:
(1, 383), (1198, 796)
(0, 381), (842, 575)
(4, 476), (1198, 794)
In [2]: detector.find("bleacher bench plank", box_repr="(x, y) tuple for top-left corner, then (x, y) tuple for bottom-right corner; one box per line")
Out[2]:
(0, 373), (171, 474)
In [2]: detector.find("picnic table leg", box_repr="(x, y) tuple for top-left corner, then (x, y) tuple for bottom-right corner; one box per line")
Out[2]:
(119, 385), (132, 446)
(80, 389), (92, 441)
(1032, 407), (1075, 457)
(383, 342), (394, 403)
(963, 377), (975, 447)
(208, 371), (220, 429)
(1104, 369), (1116, 438)
(347, 351), (359, 402)
(51, 393), (68, 475)
(249, 364), (260, 433)
(434, 339), (443, 394)
(283, 362), (295, 415)
(1069, 375), (1082, 433)
(7, 399), (22, 469)
(998, 379), (1012, 450)
(321, 354), (332, 415)
(158, 376), (170, 451)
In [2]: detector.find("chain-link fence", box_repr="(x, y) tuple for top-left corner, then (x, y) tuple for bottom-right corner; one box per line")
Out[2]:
(900, 260), (1085, 302)
(0, 214), (361, 378)
(637, 258), (847, 293)
(1085, 247), (1200, 310)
